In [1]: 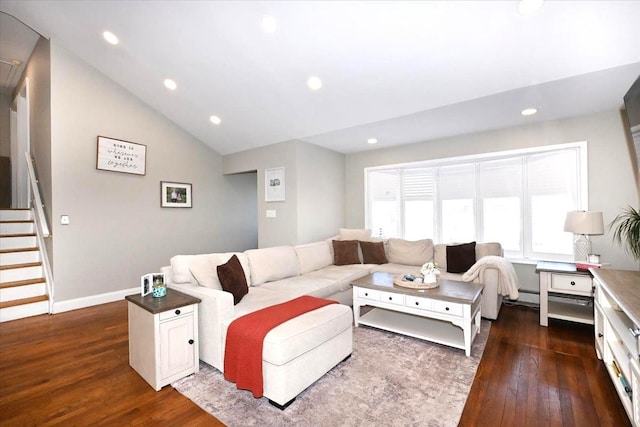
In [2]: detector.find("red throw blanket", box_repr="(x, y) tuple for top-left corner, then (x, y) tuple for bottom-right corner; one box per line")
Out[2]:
(224, 295), (337, 398)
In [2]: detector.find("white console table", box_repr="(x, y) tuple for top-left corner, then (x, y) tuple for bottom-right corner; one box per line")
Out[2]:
(592, 268), (640, 426)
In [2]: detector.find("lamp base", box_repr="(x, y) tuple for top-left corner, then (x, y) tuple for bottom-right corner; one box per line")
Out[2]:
(573, 234), (591, 262)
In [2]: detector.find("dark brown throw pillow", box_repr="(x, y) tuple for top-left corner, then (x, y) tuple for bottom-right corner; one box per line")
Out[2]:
(332, 240), (361, 266)
(217, 255), (249, 305)
(359, 240), (388, 264)
(446, 242), (477, 273)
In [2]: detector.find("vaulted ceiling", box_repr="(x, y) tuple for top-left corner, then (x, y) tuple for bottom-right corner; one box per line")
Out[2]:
(1, 1), (639, 154)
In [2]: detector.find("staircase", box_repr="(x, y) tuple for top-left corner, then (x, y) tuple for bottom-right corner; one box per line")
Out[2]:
(0, 208), (49, 322)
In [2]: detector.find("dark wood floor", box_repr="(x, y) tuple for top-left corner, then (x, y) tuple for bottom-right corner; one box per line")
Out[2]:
(460, 303), (630, 426)
(0, 301), (630, 426)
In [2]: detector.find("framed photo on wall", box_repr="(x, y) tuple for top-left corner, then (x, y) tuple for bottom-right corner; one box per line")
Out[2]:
(265, 167), (285, 202)
(161, 181), (192, 208)
(96, 136), (146, 175)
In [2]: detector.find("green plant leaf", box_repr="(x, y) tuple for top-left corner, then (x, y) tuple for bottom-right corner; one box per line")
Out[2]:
(610, 205), (640, 262)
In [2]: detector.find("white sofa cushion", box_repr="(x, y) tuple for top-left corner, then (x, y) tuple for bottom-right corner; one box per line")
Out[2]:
(476, 242), (503, 259)
(306, 264), (372, 292)
(262, 304), (352, 366)
(245, 246), (300, 286)
(188, 252), (252, 289)
(387, 238), (434, 266)
(294, 241), (333, 274)
(260, 276), (341, 299)
(339, 228), (372, 241)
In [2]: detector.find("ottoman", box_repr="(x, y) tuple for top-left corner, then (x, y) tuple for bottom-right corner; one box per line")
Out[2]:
(260, 303), (353, 409)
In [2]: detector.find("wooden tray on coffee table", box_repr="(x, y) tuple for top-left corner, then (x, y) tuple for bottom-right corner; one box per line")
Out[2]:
(393, 275), (439, 289)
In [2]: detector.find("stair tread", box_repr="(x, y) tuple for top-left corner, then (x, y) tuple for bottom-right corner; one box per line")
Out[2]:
(0, 262), (42, 271)
(0, 233), (36, 238)
(0, 295), (48, 309)
(0, 278), (46, 289)
(0, 247), (39, 254)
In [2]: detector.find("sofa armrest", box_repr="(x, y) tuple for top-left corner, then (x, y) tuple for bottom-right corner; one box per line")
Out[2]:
(477, 266), (502, 320)
(167, 282), (234, 371)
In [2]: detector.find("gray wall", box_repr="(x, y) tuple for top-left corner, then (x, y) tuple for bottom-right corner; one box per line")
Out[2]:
(22, 37), (53, 261)
(224, 140), (298, 248)
(0, 92), (10, 157)
(224, 140), (345, 247)
(296, 142), (345, 244)
(345, 110), (640, 296)
(47, 41), (256, 302)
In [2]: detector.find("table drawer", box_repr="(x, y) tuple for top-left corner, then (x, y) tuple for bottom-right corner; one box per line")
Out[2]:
(550, 274), (592, 294)
(159, 304), (194, 321)
(432, 300), (463, 316)
(406, 295), (432, 311)
(379, 290), (404, 306)
(357, 287), (379, 301)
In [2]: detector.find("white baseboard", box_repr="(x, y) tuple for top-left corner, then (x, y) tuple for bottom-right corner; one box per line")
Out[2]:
(52, 287), (138, 314)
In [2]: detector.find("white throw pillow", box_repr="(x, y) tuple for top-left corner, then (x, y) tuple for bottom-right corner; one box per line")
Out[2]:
(387, 238), (434, 266)
(188, 256), (222, 289)
(171, 252), (251, 289)
(295, 241), (333, 274)
(170, 255), (197, 284)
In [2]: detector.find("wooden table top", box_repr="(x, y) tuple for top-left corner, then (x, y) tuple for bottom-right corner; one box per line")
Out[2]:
(125, 288), (201, 314)
(351, 271), (483, 305)
(591, 268), (640, 326)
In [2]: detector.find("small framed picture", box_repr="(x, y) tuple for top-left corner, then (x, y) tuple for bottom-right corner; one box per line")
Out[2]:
(140, 274), (152, 296)
(161, 181), (192, 208)
(141, 273), (166, 296)
(265, 167), (285, 202)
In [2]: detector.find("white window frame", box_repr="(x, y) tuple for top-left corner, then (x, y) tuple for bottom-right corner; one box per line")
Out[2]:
(365, 141), (588, 262)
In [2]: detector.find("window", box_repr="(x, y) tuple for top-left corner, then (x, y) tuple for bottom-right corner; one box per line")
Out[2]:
(365, 142), (587, 261)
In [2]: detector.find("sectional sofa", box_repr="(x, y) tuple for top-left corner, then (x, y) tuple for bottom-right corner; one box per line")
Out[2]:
(163, 232), (507, 379)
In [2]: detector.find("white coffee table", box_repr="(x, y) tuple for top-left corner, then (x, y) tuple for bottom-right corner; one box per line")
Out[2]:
(351, 271), (483, 356)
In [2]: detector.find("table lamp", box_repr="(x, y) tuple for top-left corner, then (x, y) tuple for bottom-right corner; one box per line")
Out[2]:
(564, 211), (604, 262)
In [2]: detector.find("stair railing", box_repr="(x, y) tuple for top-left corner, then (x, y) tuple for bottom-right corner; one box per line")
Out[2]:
(25, 152), (54, 313)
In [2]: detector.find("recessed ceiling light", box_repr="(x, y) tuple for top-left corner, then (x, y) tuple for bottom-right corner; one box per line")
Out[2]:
(367, 138), (378, 145)
(261, 15), (278, 33)
(102, 31), (119, 45)
(209, 115), (221, 125)
(307, 76), (322, 91)
(164, 79), (177, 91)
(521, 108), (538, 116)
(517, 0), (544, 16)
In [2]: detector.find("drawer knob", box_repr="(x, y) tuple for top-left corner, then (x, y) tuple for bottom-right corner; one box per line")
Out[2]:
(415, 302), (419, 306)
(365, 293), (368, 296)
(445, 307), (450, 311)
(630, 328), (640, 338)
(188, 339), (194, 345)
(570, 281), (576, 286)
(175, 309), (181, 315)
(389, 297), (393, 301)
(598, 333), (603, 338)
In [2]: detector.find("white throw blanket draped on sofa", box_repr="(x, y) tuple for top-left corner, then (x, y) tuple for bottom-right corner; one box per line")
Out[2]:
(462, 255), (520, 300)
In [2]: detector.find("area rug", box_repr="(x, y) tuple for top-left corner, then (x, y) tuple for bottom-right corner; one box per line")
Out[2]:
(172, 320), (490, 427)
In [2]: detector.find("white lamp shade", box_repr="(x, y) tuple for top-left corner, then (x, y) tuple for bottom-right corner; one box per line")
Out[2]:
(564, 211), (604, 235)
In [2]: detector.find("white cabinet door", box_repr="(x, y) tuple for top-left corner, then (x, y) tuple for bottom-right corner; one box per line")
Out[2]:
(159, 314), (194, 380)
(631, 358), (640, 427)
